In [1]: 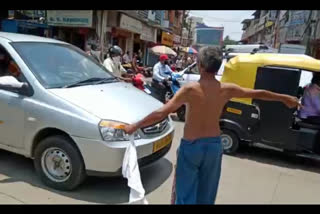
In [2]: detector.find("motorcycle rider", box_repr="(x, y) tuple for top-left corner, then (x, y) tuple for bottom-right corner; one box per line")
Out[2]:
(103, 45), (131, 82)
(153, 54), (174, 83)
(152, 54), (175, 102)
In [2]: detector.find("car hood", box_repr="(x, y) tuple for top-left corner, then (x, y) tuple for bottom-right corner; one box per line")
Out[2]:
(48, 82), (163, 124)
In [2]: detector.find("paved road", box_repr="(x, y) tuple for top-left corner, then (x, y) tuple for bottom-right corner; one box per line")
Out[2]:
(1, 116), (320, 204)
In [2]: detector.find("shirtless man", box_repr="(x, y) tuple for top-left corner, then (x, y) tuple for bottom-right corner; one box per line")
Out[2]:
(124, 46), (300, 204)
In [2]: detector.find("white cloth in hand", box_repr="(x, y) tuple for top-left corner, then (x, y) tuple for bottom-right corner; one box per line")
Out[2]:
(122, 135), (148, 204)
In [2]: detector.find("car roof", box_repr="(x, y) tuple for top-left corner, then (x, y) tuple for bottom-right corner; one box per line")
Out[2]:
(229, 53), (320, 72)
(0, 32), (67, 44)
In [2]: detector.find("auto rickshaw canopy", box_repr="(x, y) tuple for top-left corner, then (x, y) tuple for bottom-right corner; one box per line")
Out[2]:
(221, 53), (320, 105)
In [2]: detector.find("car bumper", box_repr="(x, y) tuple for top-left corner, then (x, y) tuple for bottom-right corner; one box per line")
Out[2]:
(71, 126), (174, 175)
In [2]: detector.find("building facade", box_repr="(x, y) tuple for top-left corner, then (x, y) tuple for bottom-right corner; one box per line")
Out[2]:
(241, 10), (320, 58)
(1, 10), (185, 64)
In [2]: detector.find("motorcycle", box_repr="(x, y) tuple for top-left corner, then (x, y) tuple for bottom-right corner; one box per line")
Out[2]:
(136, 61), (153, 77)
(151, 73), (186, 121)
(123, 60), (153, 77)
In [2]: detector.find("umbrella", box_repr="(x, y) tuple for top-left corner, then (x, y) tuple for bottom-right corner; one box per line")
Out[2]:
(182, 47), (198, 54)
(150, 45), (177, 56)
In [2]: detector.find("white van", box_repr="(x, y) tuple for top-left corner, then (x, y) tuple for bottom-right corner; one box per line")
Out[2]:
(279, 44), (306, 54)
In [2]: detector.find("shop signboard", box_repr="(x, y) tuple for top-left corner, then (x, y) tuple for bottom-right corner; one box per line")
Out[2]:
(47, 10), (93, 27)
(120, 14), (142, 34)
(161, 31), (174, 47)
(195, 27), (224, 46)
(140, 24), (156, 43)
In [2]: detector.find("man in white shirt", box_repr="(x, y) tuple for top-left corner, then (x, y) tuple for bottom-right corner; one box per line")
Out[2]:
(152, 54), (174, 82)
(103, 46), (131, 82)
(176, 56), (183, 71)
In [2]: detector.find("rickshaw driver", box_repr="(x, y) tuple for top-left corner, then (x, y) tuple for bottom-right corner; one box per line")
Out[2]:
(124, 47), (301, 204)
(299, 73), (320, 125)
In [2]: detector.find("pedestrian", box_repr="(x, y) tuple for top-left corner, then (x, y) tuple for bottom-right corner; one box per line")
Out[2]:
(182, 54), (188, 68)
(85, 44), (101, 64)
(123, 51), (131, 64)
(176, 56), (183, 71)
(187, 56), (193, 66)
(124, 46), (300, 204)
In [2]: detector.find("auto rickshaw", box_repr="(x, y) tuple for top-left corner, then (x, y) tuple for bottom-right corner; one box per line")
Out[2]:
(219, 53), (320, 160)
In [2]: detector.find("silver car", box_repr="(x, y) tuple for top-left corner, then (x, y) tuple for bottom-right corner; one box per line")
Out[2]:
(0, 32), (174, 190)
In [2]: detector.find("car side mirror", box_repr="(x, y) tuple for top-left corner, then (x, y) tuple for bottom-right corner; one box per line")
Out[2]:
(0, 76), (29, 94)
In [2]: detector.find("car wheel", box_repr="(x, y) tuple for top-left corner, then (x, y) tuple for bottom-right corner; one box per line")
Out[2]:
(34, 135), (86, 191)
(177, 105), (186, 121)
(221, 130), (239, 155)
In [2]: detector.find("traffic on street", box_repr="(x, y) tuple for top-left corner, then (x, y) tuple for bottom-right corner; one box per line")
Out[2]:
(0, 10), (320, 204)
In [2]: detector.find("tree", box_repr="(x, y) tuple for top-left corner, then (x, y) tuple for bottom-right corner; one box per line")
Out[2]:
(223, 35), (238, 46)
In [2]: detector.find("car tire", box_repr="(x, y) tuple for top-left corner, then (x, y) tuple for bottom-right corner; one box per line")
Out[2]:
(177, 105), (186, 121)
(221, 129), (239, 155)
(34, 135), (87, 191)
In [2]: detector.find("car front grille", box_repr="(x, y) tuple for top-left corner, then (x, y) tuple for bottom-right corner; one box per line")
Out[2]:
(142, 119), (168, 135)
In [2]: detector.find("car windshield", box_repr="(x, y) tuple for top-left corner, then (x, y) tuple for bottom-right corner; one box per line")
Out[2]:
(12, 42), (116, 89)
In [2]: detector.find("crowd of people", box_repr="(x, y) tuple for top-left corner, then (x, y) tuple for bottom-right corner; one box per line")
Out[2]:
(85, 43), (197, 74)
(168, 54), (197, 72)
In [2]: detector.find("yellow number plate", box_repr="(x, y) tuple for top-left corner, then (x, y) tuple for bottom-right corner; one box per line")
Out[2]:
(226, 107), (242, 115)
(153, 133), (173, 153)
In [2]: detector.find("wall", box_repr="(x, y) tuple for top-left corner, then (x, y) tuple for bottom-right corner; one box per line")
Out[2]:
(107, 10), (118, 27)
(286, 10), (310, 42)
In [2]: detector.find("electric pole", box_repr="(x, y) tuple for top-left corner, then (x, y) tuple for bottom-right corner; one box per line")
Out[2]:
(188, 18), (193, 47)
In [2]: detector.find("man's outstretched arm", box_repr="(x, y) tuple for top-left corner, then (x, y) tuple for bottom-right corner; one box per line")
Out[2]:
(124, 85), (191, 134)
(226, 83), (301, 109)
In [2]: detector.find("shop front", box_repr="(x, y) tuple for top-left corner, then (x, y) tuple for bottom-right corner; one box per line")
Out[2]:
(140, 23), (157, 66)
(47, 10), (94, 50)
(112, 13), (143, 58)
(1, 19), (52, 37)
(111, 27), (132, 55)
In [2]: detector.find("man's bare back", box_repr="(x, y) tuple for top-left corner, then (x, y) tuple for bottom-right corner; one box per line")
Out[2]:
(183, 79), (231, 140)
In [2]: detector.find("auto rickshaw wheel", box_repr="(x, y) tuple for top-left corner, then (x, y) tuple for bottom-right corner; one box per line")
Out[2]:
(221, 129), (239, 155)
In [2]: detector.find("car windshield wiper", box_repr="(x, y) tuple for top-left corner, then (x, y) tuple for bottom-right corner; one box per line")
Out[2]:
(94, 77), (118, 85)
(63, 77), (116, 88)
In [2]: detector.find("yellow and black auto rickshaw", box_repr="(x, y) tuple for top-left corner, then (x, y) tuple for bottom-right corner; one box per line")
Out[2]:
(219, 53), (320, 159)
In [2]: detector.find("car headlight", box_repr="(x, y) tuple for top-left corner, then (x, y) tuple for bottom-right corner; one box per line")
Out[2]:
(99, 120), (140, 142)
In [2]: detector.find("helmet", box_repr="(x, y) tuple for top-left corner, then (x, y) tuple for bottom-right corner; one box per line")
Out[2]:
(108, 45), (123, 57)
(160, 54), (169, 61)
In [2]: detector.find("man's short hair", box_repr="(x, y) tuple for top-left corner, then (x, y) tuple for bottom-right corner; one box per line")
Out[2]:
(197, 46), (222, 74)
